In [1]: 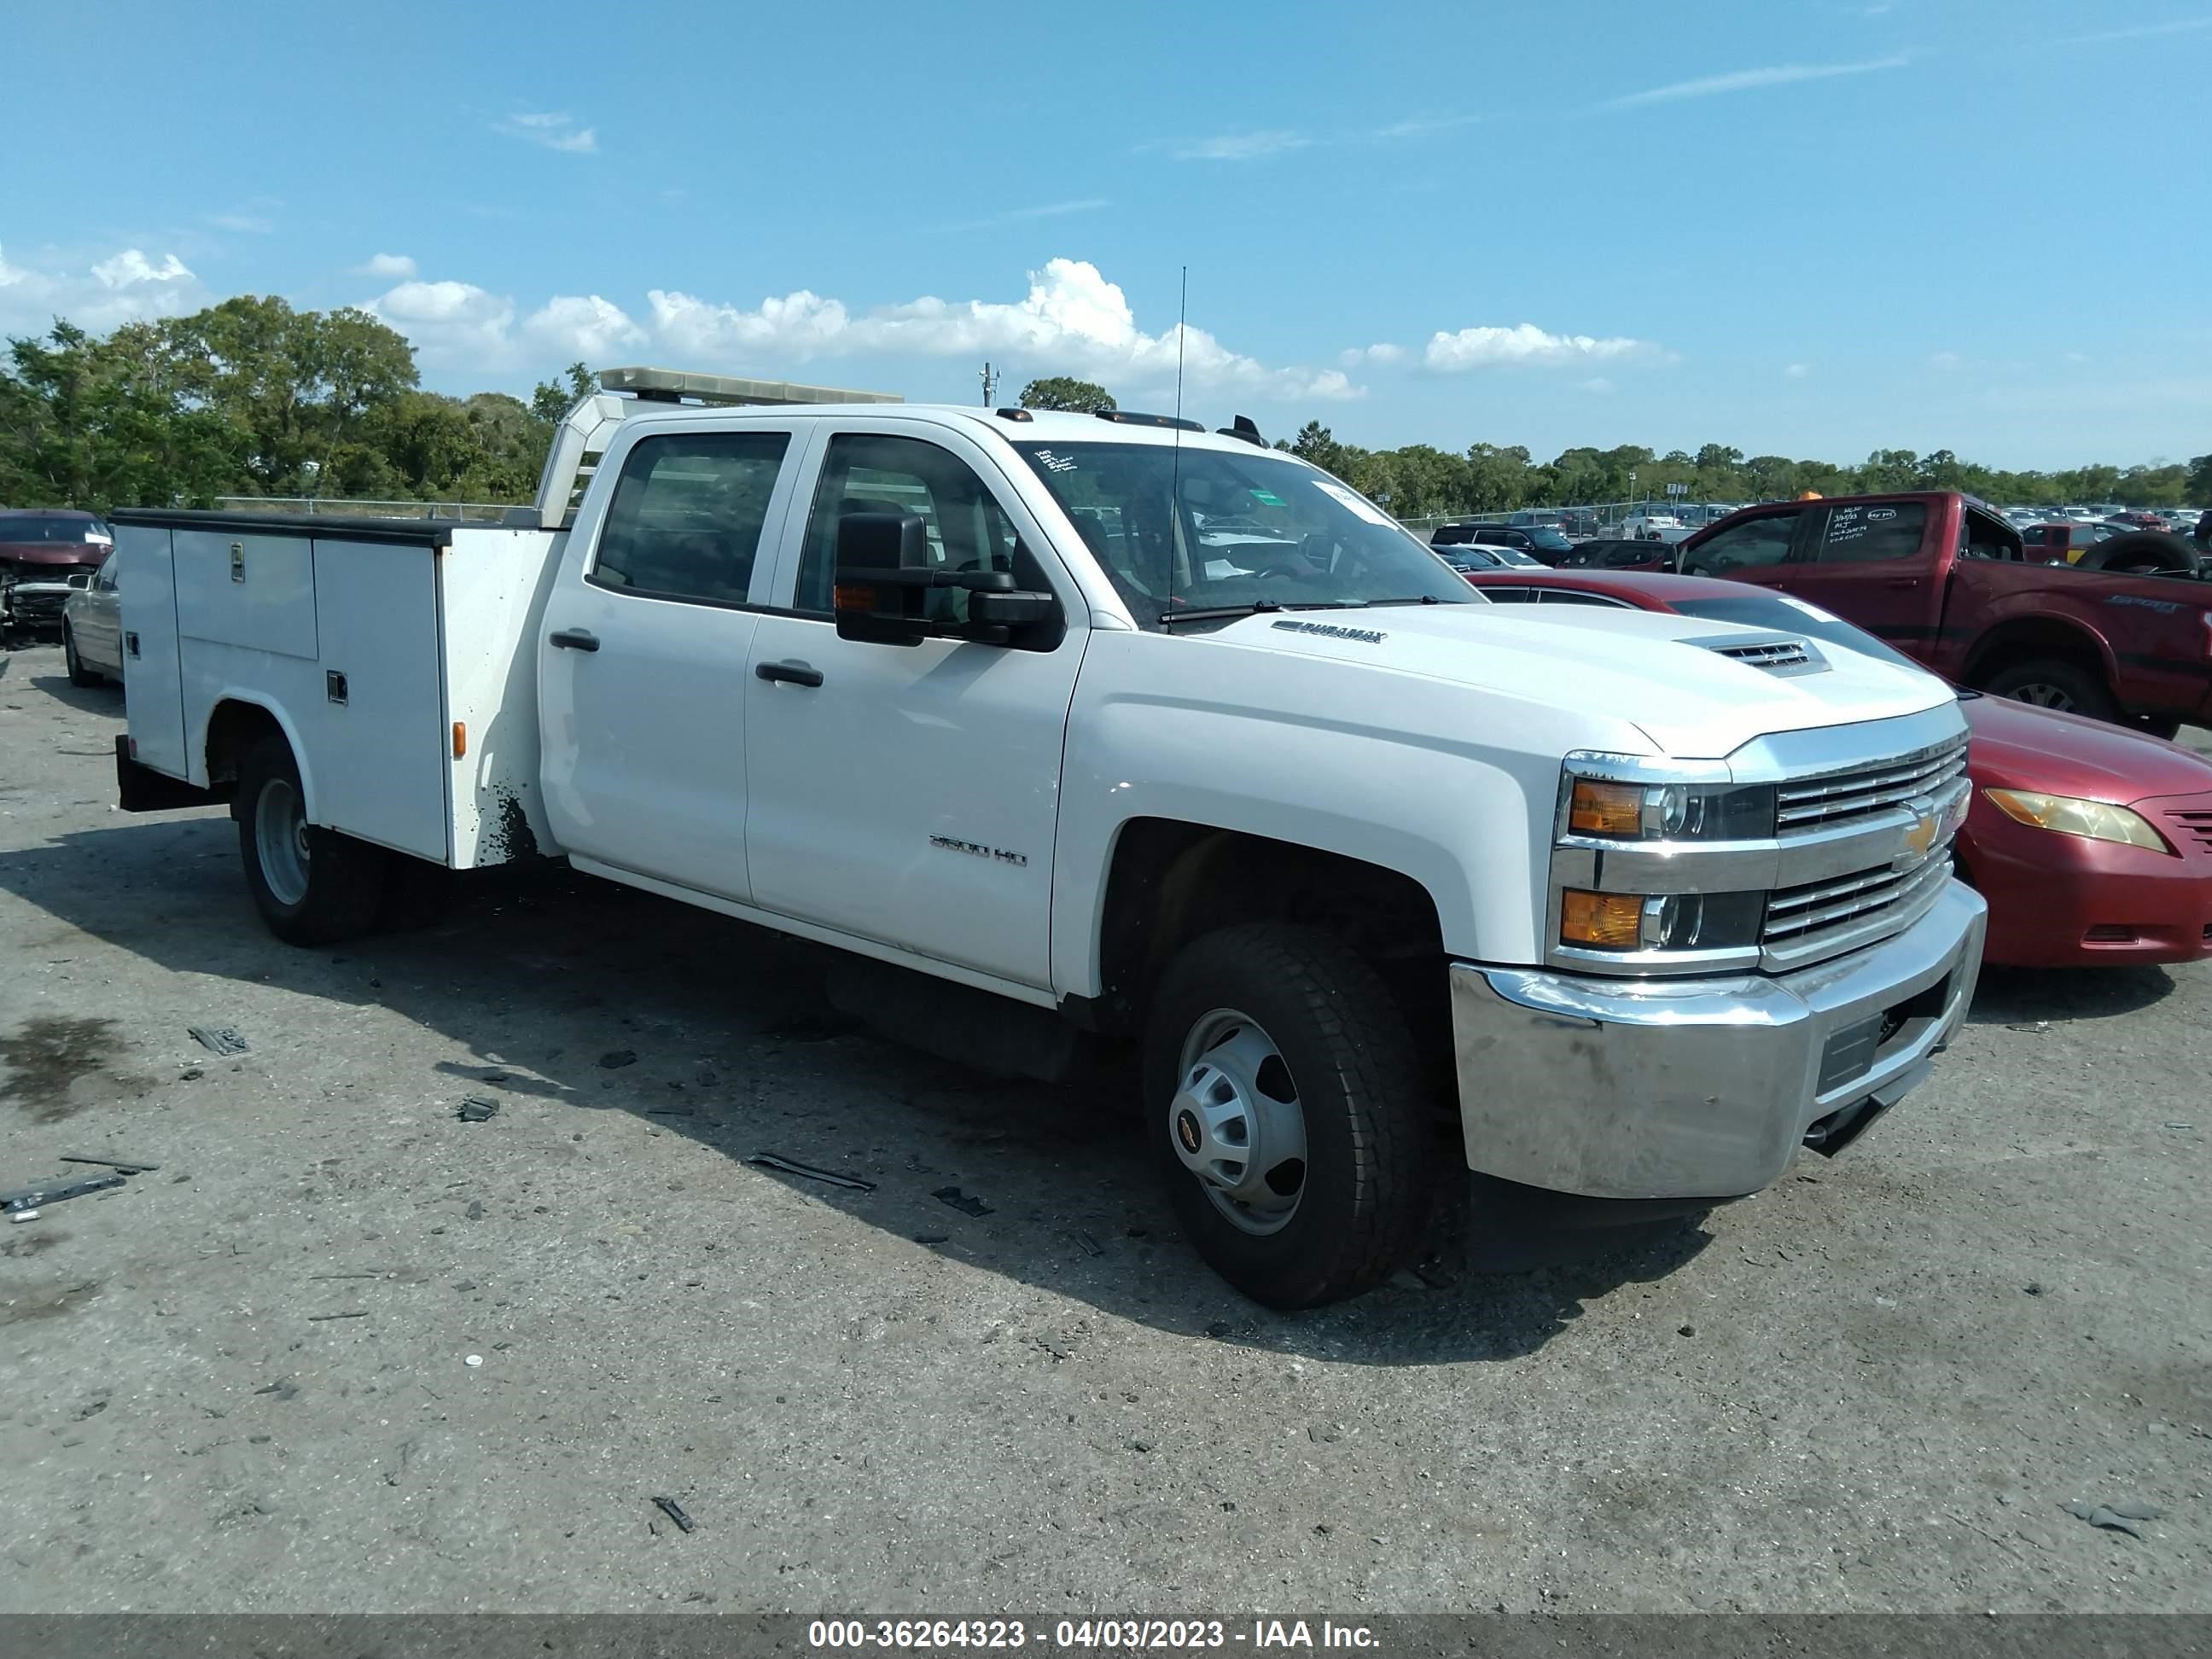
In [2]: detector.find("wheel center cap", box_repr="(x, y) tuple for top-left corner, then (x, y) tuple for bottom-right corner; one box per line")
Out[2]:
(1175, 1109), (1202, 1155)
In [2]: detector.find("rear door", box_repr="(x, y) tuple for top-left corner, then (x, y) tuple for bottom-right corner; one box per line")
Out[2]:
(1781, 499), (1937, 651)
(538, 422), (803, 901)
(742, 420), (1086, 990)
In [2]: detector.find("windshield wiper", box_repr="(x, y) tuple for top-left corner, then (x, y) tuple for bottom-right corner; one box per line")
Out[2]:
(1158, 600), (1349, 626)
(1361, 595), (1446, 607)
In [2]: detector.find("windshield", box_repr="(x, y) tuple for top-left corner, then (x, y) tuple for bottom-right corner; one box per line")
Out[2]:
(1013, 441), (1474, 628)
(1666, 591), (1924, 674)
(0, 515), (107, 544)
(1528, 528), (1573, 552)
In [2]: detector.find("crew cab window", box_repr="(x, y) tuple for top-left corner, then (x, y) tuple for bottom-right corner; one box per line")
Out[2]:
(1679, 510), (1801, 575)
(794, 433), (1039, 618)
(1816, 502), (1927, 564)
(592, 431), (791, 604)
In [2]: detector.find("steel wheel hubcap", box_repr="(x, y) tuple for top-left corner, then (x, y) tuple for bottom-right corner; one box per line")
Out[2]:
(1171, 1009), (1307, 1236)
(255, 777), (311, 907)
(2012, 684), (2072, 710)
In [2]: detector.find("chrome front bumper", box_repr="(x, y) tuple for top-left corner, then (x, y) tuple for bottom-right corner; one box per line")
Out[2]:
(1448, 880), (1987, 1200)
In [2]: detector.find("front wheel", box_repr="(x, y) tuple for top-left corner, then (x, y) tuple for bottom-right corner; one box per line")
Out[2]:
(1144, 923), (1438, 1308)
(235, 735), (388, 945)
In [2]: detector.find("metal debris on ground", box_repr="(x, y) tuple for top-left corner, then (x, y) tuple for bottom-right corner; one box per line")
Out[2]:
(748, 1153), (876, 1192)
(2005, 1022), (2051, 1034)
(652, 1495), (697, 1534)
(3, 1172), (127, 1215)
(456, 1096), (500, 1122)
(306, 1311), (367, 1322)
(933, 1185), (992, 1217)
(59, 1154), (160, 1173)
(2062, 1499), (2163, 1537)
(187, 1025), (251, 1056)
(598, 1050), (637, 1068)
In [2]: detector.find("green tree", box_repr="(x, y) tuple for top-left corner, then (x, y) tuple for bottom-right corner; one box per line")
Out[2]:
(2186, 452), (2212, 505)
(1017, 375), (1115, 413)
(532, 362), (598, 426)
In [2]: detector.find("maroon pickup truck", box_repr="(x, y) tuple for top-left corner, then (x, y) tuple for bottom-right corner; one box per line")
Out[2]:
(1675, 492), (2212, 734)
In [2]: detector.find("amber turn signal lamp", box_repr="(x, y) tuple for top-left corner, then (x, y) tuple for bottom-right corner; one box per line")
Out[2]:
(1568, 780), (1642, 836)
(1560, 888), (1643, 949)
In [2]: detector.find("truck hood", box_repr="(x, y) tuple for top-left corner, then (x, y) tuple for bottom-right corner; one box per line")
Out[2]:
(1207, 602), (1953, 759)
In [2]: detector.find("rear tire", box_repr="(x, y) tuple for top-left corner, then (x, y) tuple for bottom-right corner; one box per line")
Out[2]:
(235, 735), (388, 945)
(1144, 923), (1437, 1309)
(63, 625), (100, 687)
(1980, 657), (2119, 724)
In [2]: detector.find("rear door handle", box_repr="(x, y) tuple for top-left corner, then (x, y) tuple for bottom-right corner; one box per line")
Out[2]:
(549, 628), (600, 652)
(755, 660), (824, 688)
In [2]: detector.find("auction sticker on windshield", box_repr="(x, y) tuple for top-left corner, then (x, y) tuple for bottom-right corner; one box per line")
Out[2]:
(1311, 480), (1393, 527)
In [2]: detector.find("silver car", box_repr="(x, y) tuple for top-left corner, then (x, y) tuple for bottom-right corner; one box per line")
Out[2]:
(62, 557), (125, 686)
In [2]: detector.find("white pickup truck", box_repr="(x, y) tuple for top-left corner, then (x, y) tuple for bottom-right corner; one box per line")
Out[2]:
(109, 366), (1987, 1307)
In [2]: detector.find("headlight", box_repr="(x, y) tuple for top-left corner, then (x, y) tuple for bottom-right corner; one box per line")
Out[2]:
(1560, 888), (1767, 952)
(1564, 774), (1777, 841)
(1984, 789), (2172, 853)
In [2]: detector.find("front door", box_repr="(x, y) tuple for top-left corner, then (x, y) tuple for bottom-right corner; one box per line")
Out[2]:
(1781, 499), (1937, 649)
(1676, 506), (1809, 594)
(744, 424), (1086, 990)
(538, 425), (801, 901)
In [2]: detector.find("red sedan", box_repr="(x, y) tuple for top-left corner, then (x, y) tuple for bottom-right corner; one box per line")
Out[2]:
(1463, 567), (2212, 969)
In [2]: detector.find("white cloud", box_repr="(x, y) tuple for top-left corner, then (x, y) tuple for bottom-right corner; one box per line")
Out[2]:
(355, 252), (417, 279)
(0, 242), (207, 334)
(1785, 362), (1811, 378)
(646, 257), (1358, 401)
(364, 275), (643, 371)
(1930, 350), (1963, 370)
(1579, 377), (1615, 395)
(2053, 15), (2212, 45)
(497, 111), (598, 154)
(365, 278), (518, 367)
(524, 294), (646, 359)
(1338, 342), (1406, 368)
(92, 249), (195, 288)
(935, 198), (1111, 234)
(1168, 130), (1313, 161)
(1423, 323), (1653, 372)
(1602, 55), (1909, 108)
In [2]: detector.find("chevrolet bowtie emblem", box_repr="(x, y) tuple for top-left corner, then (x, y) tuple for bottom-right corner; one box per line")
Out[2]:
(1900, 800), (1941, 862)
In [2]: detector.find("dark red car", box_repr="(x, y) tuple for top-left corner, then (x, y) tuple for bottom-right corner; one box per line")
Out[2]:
(0, 509), (114, 638)
(1464, 566), (2212, 969)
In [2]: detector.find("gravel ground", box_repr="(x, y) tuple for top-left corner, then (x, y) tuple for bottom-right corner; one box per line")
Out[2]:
(0, 637), (2206, 1615)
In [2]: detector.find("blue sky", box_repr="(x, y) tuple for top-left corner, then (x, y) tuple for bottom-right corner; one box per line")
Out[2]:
(4, 1), (2207, 469)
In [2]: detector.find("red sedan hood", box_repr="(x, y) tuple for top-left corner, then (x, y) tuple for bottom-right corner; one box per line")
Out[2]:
(0, 541), (109, 567)
(1965, 692), (2212, 806)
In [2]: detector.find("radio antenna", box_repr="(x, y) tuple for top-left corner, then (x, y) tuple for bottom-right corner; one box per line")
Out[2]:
(1167, 265), (1187, 621)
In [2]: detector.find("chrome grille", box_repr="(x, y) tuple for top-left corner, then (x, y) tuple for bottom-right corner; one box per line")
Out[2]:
(1775, 736), (1970, 834)
(2164, 810), (2212, 853)
(1764, 853), (1952, 948)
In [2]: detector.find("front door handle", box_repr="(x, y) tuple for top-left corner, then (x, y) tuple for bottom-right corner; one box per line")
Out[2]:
(549, 628), (600, 652)
(755, 659), (824, 688)
(1883, 577), (1921, 590)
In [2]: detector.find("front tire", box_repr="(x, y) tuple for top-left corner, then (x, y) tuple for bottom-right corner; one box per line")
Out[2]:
(1144, 924), (1437, 1308)
(1980, 657), (2119, 724)
(235, 735), (388, 945)
(63, 625), (100, 687)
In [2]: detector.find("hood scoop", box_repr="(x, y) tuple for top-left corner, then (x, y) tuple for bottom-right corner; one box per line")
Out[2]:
(1690, 633), (1828, 677)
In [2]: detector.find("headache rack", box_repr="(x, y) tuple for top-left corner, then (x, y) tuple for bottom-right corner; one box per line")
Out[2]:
(525, 365), (903, 531)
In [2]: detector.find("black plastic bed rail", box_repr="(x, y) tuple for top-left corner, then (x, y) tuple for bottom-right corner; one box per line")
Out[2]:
(108, 508), (457, 549)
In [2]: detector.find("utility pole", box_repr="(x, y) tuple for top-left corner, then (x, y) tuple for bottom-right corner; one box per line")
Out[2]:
(979, 362), (998, 406)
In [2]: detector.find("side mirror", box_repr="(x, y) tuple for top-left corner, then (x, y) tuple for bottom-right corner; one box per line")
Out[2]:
(832, 511), (1062, 648)
(67, 573), (93, 590)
